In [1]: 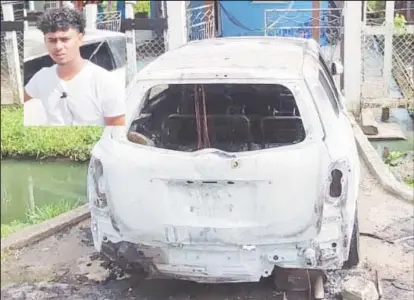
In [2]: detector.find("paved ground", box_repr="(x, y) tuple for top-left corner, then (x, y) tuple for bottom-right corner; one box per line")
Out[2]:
(1, 158), (413, 300)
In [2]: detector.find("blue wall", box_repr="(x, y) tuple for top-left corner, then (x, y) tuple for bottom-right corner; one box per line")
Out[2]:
(189, 0), (206, 9)
(219, 1), (330, 43)
(216, 1), (333, 46)
(188, 1), (335, 45)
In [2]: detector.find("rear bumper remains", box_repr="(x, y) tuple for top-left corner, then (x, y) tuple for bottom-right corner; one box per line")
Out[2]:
(90, 204), (349, 283)
(87, 141), (356, 283)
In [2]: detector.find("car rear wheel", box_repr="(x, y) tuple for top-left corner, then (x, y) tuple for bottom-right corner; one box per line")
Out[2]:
(343, 210), (360, 269)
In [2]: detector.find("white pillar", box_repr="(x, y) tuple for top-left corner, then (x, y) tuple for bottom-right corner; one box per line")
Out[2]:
(85, 4), (97, 30)
(383, 1), (395, 97)
(125, 2), (135, 20)
(24, 9), (28, 31)
(2, 3), (23, 104)
(28, 1), (35, 11)
(165, 1), (188, 50)
(343, 1), (363, 114)
(125, 1), (137, 86)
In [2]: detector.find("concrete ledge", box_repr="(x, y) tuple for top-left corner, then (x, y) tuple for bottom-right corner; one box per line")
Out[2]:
(350, 114), (414, 203)
(1, 204), (90, 252)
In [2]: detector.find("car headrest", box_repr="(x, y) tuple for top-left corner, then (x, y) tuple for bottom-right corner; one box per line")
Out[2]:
(260, 116), (305, 144)
(162, 114), (251, 146)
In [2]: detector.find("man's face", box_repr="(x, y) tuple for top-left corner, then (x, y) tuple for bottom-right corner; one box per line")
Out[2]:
(44, 28), (83, 65)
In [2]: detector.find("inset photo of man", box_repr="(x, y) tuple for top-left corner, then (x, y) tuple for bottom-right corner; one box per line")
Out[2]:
(24, 6), (127, 126)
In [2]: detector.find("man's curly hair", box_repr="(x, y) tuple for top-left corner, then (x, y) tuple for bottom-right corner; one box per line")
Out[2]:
(37, 7), (86, 35)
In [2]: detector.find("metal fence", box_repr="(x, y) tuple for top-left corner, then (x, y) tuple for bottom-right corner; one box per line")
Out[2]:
(1, 31), (23, 105)
(134, 30), (166, 76)
(186, 3), (216, 41)
(26, 4), (122, 33)
(1, 2), (23, 105)
(392, 34), (414, 106)
(361, 8), (414, 109)
(264, 7), (344, 65)
(44, 1), (60, 10)
(131, 2), (168, 74)
(96, 10), (122, 32)
(136, 33), (166, 59)
(1, 32), (14, 104)
(1, 1), (24, 21)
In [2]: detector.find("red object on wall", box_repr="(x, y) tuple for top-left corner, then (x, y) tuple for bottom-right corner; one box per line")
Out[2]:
(73, 1), (84, 9)
(72, 0), (101, 9)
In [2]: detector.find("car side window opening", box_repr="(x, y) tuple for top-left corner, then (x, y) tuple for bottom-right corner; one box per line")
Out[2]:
(318, 54), (343, 109)
(107, 37), (126, 69)
(80, 41), (116, 71)
(318, 70), (340, 116)
(24, 55), (54, 85)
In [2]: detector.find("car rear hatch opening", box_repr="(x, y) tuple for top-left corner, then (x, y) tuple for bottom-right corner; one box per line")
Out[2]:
(127, 83), (307, 152)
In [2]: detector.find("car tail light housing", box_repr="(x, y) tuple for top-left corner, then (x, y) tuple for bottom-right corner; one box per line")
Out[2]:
(88, 156), (107, 208)
(325, 159), (350, 206)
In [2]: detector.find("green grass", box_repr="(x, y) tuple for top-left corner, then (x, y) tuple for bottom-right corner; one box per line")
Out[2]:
(0, 220), (28, 238)
(1, 199), (81, 239)
(134, 0), (150, 14)
(1, 105), (103, 161)
(26, 200), (80, 224)
(385, 150), (404, 165)
(405, 179), (414, 188)
(385, 150), (414, 188)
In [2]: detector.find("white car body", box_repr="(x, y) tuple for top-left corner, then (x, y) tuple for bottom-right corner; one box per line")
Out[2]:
(88, 37), (360, 283)
(23, 28), (126, 126)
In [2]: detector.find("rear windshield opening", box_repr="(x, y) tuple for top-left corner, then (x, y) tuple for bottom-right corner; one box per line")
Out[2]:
(128, 84), (306, 152)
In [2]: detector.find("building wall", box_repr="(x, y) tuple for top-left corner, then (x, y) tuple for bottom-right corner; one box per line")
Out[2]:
(218, 1), (329, 38)
(187, 1), (342, 46)
(1, 1), (25, 20)
(33, 1), (45, 11)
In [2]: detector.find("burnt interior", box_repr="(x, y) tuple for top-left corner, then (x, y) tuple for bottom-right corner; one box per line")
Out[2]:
(128, 84), (306, 152)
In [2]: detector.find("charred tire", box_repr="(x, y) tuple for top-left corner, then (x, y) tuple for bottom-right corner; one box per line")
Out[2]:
(343, 210), (360, 269)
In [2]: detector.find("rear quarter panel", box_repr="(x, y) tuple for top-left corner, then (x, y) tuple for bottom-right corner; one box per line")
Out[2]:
(305, 76), (360, 248)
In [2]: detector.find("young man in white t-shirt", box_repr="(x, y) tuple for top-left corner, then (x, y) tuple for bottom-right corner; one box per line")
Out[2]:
(24, 7), (125, 126)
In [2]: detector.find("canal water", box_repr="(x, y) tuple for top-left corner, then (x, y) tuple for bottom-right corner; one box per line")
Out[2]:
(370, 108), (414, 155)
(1, 160), (88, 224)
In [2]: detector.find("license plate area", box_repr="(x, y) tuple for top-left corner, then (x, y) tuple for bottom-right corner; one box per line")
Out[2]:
(167, 180), (258, 220)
